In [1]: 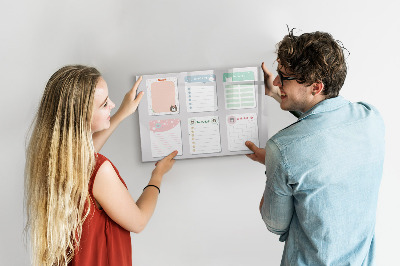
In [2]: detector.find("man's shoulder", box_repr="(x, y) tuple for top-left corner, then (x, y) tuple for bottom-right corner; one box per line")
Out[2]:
(352, 101), (383, 118)
(268, 99), (384, 149)
(268, 121), (305, 150)
(346, 101), (385, 132)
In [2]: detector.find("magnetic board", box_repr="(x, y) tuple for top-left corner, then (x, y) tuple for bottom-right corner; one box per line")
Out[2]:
(136, 66), (268, 162)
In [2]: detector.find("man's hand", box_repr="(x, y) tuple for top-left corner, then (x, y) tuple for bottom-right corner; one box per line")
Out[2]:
(245, 141), (266, 165)
(262, 62), (281, 103)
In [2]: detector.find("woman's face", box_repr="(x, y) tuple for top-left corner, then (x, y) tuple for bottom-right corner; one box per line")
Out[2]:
(91, 77), (115, 133)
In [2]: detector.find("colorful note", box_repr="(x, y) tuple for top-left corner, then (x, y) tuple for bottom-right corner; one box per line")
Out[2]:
(185, 84), (218, 112)
(223, 67), (257, 82)
(226, 113), (258, 152)
(185, 74), (216, 83)
(149, 119), (183, 157)
(146, 77), (179, 115)
(224, 83), (256, 109)
(188, 116), (221, 154)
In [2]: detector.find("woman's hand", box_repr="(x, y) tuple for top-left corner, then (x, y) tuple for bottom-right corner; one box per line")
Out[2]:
(115, 76), (144, 120)
(152, 150), (178, 179)
(262, 62), (281, 103)
(92, 77), (144, 152)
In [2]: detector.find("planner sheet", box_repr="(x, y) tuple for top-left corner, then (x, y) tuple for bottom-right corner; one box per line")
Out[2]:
(188, 116), (221, 155)
(137, 67), (268, 162)
(226, 113), (258, 151)
(149, 119), (183, 157)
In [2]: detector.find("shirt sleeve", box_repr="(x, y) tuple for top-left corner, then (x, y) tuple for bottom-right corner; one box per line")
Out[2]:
(260, 139), (294, 241)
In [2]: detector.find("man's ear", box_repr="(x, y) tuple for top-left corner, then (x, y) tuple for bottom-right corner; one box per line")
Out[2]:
(312, 82), (324, 96)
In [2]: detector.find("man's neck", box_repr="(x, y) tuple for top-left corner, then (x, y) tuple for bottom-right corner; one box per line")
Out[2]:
(301, 95), (327, 113)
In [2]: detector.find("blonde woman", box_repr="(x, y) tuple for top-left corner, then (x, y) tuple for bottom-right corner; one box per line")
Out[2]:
(25, 65), (177, 266)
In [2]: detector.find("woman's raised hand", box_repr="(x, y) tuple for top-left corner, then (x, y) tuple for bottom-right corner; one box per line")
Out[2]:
(116, 76), (144, 119)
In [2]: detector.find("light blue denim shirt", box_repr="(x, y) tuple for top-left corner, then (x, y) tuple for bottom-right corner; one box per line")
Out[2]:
(261, 96), (385, 266)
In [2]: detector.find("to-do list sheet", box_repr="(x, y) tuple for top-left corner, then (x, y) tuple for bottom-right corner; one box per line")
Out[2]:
(188, 116), (221, 155)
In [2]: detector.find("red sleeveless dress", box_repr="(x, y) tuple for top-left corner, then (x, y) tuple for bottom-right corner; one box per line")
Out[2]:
(69, 153), (132, 266)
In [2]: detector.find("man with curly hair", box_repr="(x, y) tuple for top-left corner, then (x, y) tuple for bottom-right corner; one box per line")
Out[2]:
(245, 30), (385, 265)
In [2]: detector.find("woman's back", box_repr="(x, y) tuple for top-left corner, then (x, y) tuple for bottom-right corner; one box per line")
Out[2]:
(69, 153), (131, 266)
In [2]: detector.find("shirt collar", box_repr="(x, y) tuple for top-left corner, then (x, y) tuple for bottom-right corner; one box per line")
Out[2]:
(298, 95), (350, 121)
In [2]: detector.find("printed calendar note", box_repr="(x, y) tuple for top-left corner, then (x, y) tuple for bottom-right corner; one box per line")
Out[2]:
(149, 119), (183, 157)
(226, 113), (258, 151)
(188, 116), (221, 154)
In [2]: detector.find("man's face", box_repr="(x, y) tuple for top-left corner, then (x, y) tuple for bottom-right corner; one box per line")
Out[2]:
(273, 64), (315, 113)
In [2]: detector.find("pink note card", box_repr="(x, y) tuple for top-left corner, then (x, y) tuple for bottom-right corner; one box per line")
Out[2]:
(149, 119), (183, 157)
(146, 77), (179, 115)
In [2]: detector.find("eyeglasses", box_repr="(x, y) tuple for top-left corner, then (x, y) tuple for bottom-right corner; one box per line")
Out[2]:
(277, 70), (297, 86)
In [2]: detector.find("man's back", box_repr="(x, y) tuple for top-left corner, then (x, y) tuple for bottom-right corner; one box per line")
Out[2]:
(262, 96), (385, 265)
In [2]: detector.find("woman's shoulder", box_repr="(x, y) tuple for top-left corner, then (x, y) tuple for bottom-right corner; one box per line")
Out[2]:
(96, 160), (117, 178)
(91, 153), (109, 179)
(90, 154), (115, 193)
(95, 153), (108, 164)
(94, 154), (127, 188)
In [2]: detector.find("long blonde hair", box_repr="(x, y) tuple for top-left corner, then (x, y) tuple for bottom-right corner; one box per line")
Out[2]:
(25, 65), (101, 265)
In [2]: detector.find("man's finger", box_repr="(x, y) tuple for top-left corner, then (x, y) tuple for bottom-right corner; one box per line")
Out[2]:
(245, 141), (259, 153)
(246, 153), (257, 161)
(261, 62), (272, 76)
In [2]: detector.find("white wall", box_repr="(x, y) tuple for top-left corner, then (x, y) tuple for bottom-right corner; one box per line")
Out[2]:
(1, 0), (399, 265)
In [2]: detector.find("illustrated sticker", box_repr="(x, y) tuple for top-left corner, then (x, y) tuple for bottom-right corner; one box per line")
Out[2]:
(226, 113), (258, 152)
(146, 77), (179, 115)
(149, 119), (183, 157)
(188, 116), (221, 155)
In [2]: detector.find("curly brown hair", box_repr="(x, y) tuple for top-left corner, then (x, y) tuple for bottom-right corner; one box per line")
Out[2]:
(277, 30), (348, 98)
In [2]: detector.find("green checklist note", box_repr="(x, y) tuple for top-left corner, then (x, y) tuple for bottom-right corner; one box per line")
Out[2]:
(224, 82), (256, 110)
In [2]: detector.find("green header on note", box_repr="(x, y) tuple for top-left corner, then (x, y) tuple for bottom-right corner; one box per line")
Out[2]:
(223, 71), (255, 82)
